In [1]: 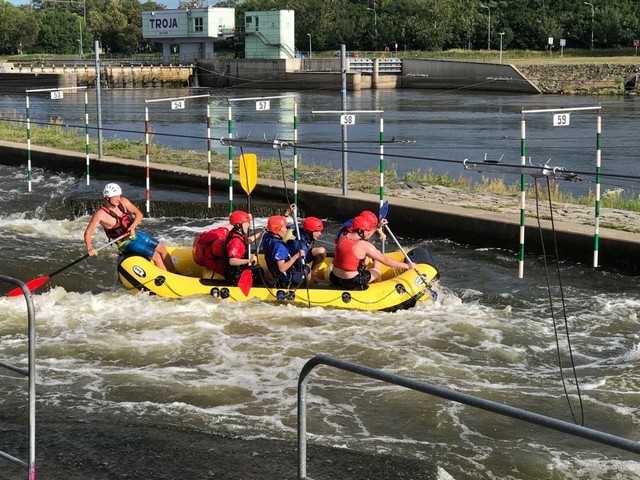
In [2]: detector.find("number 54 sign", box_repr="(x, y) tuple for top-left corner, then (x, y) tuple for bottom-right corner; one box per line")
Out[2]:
(553, 113), (571, 126)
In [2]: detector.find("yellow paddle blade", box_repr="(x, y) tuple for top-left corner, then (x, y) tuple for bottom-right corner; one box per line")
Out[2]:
(239, 153), (258, 194)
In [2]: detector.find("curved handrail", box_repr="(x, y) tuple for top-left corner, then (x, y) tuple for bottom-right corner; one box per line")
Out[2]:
(297, 354), (640, 479)
(0, 274), (37, 478)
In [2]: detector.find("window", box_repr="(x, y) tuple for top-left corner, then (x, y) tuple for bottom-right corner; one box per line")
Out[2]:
(194, 17), (203, 32)
(246, 16), (252, 24)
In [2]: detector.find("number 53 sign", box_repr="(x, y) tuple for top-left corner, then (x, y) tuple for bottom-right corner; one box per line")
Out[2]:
(553, 113), (571, 126)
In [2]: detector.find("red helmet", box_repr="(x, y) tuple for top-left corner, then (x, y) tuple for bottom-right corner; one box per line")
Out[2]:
(229, 210), (250, 225)
(303, 216), (324, 232)
(352, 214), (377, 232)
(267, 215), (288, 234)
(359, 210), (379, 226)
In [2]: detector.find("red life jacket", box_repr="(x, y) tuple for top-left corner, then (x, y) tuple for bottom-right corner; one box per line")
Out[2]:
(101, 205), (134, 240)
(225, 229), (248, 260)
(192, 226), (229, 271)
(333, 236), (366, 272)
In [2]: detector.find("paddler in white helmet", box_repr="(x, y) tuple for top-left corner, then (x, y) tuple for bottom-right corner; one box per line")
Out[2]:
(84, 183), (176, 272)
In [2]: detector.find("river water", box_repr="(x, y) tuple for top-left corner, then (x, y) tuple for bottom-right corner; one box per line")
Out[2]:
(1, 88), (640, 196)
(1, 88), (640, 479)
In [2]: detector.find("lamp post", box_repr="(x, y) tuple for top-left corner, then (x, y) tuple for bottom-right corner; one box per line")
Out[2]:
(584, 2), (594, 50)
(78, 17), (83, 57)
(307, 33), (312, 58)
(498, 32), (505, 63)
(480, 4), (491, 50)
(366, 6), (378, 41)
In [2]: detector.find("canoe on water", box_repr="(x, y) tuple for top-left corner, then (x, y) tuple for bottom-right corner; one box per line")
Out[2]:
(117, 246), (440, 312)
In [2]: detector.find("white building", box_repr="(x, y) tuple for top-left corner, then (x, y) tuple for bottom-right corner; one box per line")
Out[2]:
(142, 7), (235, 62)
(244, 10), (295, 59)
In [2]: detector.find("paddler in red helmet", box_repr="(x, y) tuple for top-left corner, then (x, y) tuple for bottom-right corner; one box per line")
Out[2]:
(330, 213), (415, 291)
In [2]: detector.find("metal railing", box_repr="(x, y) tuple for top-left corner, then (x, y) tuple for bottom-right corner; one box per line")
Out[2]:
(0, 274), (36, 480)
(297, 354), (640, 480)
(348, 57), (402, 74)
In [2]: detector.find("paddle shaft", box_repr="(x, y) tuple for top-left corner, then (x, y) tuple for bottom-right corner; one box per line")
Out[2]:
(382, 224), (426, 284)
(292, 208), (311, 306)
(50, 234), (128, 278)
(7, 234), (127, 296)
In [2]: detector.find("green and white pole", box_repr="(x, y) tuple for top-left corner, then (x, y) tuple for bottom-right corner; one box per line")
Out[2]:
(227, 105), (233, 214)
(144, 106), (151, 215)
(293, 102), (299, 206)
(84, 91), (90, 185)
(25, 94), (32, 192)
(379, 117), (385, 209)
(206, 104), (212, 209)
(379, 117), (386, 252)
(593, 114), (602, 268)
(519, 116), (526, 279)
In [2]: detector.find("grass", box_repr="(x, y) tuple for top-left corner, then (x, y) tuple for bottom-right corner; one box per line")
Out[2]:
(2, 115), (640, 215)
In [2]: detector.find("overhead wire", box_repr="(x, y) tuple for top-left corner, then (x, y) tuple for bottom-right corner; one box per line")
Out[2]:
(4, 116), (640, 190)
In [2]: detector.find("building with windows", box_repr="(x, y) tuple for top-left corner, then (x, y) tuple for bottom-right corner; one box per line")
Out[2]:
(142, 7), (235, 62)
(244, 10), (296, 59)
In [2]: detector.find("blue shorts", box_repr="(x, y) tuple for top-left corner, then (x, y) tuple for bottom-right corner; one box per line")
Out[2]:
(119, 231), (159, 259)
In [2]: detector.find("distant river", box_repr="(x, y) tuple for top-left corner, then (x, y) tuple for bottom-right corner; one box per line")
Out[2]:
(1, 87), (640, 196)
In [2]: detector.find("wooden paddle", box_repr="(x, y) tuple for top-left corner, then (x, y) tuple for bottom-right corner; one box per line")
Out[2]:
(7, 233), (128, 297)
(238, 152), (258, 296)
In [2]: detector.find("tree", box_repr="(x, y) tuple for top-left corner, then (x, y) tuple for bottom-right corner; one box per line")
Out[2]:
(36, 10), (84, 54)
(88, 0), (129, 53)
(0, 2), (39, 54)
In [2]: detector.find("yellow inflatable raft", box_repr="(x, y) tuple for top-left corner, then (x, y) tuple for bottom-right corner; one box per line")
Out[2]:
(117, 246), (439, 312)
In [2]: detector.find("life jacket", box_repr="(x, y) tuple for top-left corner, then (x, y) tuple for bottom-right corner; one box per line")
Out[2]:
(333, 236), (366, 272)
(263, 231), (288, 278)
(224, 229), (248, 261)
(102, 204), (134, 240)
(192, 226), (229, 270)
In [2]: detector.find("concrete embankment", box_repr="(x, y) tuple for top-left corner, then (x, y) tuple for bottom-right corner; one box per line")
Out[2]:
(2, 140), (639, 274)
(3, 58), (638, 94)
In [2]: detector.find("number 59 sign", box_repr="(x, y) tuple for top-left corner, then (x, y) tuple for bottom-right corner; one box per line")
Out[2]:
(553, 113), (570, 126)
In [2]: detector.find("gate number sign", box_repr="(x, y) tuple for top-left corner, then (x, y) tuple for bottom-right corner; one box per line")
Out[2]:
(50, 91), (64, 100)
(340, 114), (356, 125)
(171, 100), (185, 110)
(553, 113), (570, 126)
(256, 100), (270, 111)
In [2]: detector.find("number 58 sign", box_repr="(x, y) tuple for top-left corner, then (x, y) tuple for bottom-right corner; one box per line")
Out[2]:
(553, 113), (571, 126)
(340, 114), (356, 125)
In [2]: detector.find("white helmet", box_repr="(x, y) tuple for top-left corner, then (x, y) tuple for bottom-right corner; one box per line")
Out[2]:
(103, 183), (122, 198)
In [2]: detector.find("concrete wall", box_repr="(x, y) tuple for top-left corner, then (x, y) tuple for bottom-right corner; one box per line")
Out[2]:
(1, 140), (639, 273)
(401, 59), (540, 93)
(3, 64), (194, 89)
(3, 59), (639, 95)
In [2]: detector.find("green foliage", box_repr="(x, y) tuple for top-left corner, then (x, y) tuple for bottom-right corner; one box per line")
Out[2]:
(1, 0), (639, 56)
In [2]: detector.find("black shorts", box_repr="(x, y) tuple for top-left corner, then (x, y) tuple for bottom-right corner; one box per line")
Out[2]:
(329, 270), (371, 291)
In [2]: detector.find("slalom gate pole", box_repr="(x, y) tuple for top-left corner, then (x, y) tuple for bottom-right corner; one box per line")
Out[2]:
(293, 102), (299, 206)
(25, 94), (32, 192)
(207, 104), (212, 209)
(519, 116), (526, 279)
(84, 91), (90, 185)
(228, 105), (234, 214)
(593, 114), (602, 268)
